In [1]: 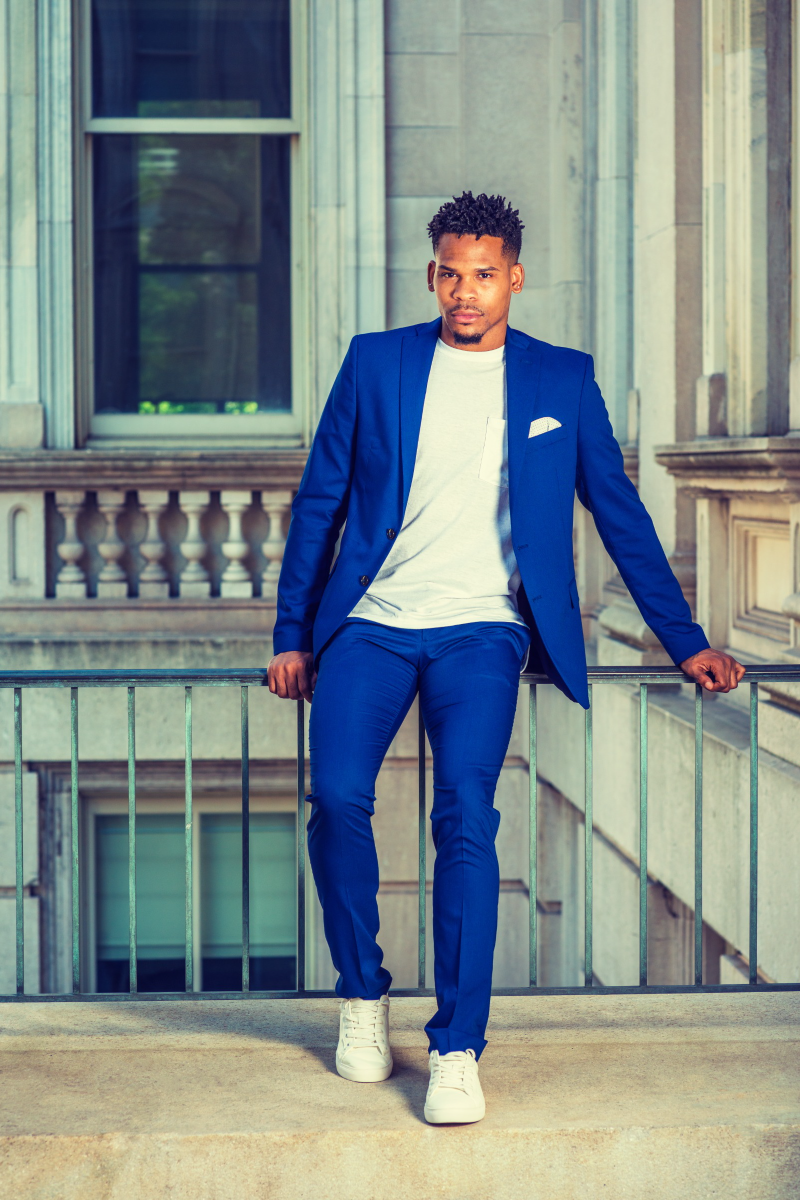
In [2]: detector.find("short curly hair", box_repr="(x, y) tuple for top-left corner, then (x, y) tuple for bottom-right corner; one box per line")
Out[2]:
(427, 191), (524, 261)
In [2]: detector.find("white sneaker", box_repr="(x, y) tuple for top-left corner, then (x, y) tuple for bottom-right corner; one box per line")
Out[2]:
(424, 1049), (486, 1124)
(335, 996), (393, 1083)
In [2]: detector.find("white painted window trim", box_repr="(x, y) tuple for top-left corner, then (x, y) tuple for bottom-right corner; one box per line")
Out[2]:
(76, 0), (310, 447)
(35, 0), (386, 449)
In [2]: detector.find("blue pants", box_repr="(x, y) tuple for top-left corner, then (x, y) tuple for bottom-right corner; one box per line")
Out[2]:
(308, 618), (530, 1058)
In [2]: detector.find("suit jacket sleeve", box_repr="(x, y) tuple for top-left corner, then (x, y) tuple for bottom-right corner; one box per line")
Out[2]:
(575, 356), (709, 666)
(272, 338), (358, 654)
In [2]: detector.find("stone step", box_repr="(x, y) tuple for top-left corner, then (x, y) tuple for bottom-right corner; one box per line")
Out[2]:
(1, 994), (798, 1199)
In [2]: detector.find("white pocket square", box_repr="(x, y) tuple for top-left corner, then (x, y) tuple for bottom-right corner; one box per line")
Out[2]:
(528, 416), (562, 438)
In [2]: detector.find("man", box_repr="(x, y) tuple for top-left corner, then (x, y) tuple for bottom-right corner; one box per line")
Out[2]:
(268, 192), (744, 1125)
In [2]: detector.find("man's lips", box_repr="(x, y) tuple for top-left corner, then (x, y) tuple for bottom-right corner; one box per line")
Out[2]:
(451, 309), (483, 323)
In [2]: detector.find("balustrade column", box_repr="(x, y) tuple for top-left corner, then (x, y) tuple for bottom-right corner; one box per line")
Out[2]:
(220, 490), (254, 598)
(261, 490), (292, 602)
(138, 490), (170, 599)
(96, 491), (129, 599)
(55, 491), (87, 599)
(178, 491), (211, 598)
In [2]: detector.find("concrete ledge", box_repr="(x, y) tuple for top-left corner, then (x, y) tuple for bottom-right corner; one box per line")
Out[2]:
(1, 995), (799, 1199)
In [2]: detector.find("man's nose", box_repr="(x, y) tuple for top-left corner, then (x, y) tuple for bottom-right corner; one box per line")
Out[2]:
(452, 279), (477, 302)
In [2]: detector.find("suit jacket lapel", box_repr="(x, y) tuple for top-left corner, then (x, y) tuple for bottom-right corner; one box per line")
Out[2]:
(399, 319), (439, 511)
(506, 328), (542, 501)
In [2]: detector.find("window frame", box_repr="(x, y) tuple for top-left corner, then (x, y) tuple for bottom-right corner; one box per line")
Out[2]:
(75, 0), (309, 448)
(82, 792), (298, 992)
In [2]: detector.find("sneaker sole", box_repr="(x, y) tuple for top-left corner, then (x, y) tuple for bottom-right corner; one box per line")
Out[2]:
(336, 1057), (393, 1083)
(424, 1103), (485, 1125)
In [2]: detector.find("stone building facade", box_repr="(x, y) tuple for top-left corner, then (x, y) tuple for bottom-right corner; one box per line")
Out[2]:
(0, 0), (798, 994)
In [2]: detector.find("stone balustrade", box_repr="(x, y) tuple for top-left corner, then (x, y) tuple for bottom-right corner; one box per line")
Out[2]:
(0, 449), (306, 613)
(51, 487), (294, 601)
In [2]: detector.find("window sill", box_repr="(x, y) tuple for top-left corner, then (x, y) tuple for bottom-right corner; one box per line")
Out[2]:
(89, 412), (304, 447)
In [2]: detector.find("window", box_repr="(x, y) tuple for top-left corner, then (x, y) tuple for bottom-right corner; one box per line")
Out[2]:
(92, 806), (297, 992)
(83, 0), (304, 445)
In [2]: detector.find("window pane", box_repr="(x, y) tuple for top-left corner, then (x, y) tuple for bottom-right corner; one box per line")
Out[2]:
(95, 811), (297, 994)
(95, 813), (185, 992)
(200, 813), (297, 991)
(93, 135), (291, 414)
(92, 0), (290, 118)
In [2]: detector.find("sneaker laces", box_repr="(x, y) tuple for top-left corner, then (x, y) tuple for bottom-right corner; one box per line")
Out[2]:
(437, 1049), (476, 1091)
(342, 1000), (384, 1050)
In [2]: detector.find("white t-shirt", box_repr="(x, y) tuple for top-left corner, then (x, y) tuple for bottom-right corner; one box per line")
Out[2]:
(348, 337), (525, 629)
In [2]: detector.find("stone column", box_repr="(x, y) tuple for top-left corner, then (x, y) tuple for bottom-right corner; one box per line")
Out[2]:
(220, 490), (253, 599)
(178, 491), (211, 599)
(96, 491), (128, 599)
(0, 0), (44, 448)
(639, 0), (702, 565)
(261, 490), (292, 602)
(721, 0), (768, 436)
(695, 496), (730, 648)
(54, 491), (87, 599)
(137, 490), (170, 599)
(549, 0), (586, 352)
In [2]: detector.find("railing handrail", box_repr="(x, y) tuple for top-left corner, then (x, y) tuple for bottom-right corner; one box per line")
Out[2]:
(2, 663), (799, 1001)
(0, 664), (798, 688)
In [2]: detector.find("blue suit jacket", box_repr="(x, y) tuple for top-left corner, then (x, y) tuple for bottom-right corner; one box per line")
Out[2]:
(273, 318), (708, 708)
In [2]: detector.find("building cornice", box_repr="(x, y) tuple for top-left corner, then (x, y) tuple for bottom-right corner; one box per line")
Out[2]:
(0, 448), (309, 491)
(654, 436), (800, 497)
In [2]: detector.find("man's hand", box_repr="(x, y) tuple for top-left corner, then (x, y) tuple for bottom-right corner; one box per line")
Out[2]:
(679, 648), (745, 693)
(268, 651), (317, 702)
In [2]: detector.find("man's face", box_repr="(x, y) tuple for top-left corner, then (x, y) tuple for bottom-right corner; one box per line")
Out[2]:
(427, 233), (524, 347)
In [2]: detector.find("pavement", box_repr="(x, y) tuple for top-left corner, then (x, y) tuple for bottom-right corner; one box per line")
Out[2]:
(0, 993), (799, 1198)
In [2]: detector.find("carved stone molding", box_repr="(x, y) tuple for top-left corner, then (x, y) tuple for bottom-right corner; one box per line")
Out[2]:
(655, 437), (800, 497)
(0, 449), (308, 491)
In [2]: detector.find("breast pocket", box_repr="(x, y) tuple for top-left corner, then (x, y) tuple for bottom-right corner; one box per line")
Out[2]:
(479, 417), (509, 488)
(526, 425), (568, 453)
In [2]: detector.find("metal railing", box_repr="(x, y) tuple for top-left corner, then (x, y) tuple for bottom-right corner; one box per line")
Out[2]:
(2, 664), (800, 1001)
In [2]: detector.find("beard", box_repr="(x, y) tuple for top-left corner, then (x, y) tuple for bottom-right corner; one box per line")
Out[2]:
(452, 330), (484, 345)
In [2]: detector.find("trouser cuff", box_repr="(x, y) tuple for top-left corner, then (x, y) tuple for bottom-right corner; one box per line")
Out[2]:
(426, 1026), (488, 1060)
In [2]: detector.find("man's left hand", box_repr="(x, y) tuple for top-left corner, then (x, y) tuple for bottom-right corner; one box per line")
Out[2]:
(679, 648), (746, 693)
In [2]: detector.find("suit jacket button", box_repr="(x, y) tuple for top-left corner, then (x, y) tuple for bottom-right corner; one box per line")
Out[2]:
(386, 528), (396, 539)
(359, 575), (370, 586)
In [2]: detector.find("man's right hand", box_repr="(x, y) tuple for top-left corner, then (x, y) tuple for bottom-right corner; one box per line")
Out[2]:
(267, 651), (316, 702)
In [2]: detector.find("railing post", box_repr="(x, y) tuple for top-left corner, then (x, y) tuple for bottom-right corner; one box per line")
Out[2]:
(71, 688), (80, 993)
(694, 684), (703, 986)
(184, 686), (194, 993)
(418, 703), (426, 990)
(127, 687), (137, 993)
(529, 683), (537, 988)
(241, 686), (250, 992)
(584, 684), (593, 987)
(639, 682), (648, 988)
(749, 682), (759, 985)
(296, 698), (306, 993)
(14, 688), (23, 995)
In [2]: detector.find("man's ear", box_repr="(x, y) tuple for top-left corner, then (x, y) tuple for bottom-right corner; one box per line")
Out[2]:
(511, 262), (525, 294)
(427, 260), (436, 292)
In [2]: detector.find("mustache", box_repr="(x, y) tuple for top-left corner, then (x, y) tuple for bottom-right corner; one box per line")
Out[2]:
(448, 306), (485, 316)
